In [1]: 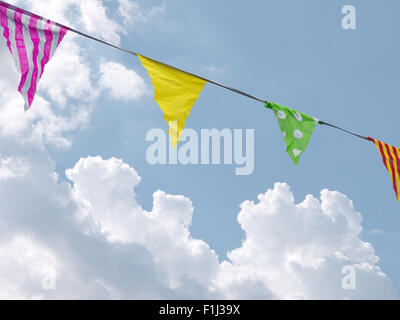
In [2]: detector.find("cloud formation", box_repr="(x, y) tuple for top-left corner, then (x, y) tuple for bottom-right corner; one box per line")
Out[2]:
(98, 61), (148, 102)
(0, 156), (30, 180)
(0, 0), (149, 148)
(79, 0), (122, 45)
(214, 183), (397, 299)
(0, 0), (397, 300)
(0, 143), (396, 299)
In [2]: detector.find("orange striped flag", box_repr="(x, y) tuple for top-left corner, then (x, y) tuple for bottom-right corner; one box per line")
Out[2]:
(368, 137), (400, 201)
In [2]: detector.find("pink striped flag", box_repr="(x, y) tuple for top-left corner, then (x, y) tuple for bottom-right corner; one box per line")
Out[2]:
(0, 2), (67, 110)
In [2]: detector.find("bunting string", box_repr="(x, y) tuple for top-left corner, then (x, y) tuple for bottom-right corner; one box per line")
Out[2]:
(0, 1), (359, 140)
(1, 0), (399, 202)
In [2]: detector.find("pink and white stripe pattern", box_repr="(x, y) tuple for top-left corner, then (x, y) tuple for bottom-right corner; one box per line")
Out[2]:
(0, 2), (67, 110)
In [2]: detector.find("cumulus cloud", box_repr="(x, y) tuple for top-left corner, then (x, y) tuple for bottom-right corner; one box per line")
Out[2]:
(0, 145), (396, 299)
(0, 156), (30, 180)
(0, 146), (219, 298)
(79, 0), (122, 45)
(98, 61), (148, 102)
(213, 183), (397, 299)
(39, 37), (97, 108)
(0, 86), (92, 148)
(66, 156), (219, 290)
(0, 0), (148, 148)
(0, 235), (57, 299)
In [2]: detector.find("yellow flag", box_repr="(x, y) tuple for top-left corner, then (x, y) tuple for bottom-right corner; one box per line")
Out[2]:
(138, 55), (206, 147)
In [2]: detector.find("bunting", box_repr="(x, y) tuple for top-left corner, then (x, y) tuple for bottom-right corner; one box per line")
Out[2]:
(368, 137), (400, 202)
(1, 2), (400, 204)
(0, 2), (67, 110)
(266, 102), (318, 165)
(138, 54), (206, 147)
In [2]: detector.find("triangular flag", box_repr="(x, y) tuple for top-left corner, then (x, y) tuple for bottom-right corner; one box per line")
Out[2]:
(368, 137), (400, 202)
(0, 2), (67, 110)
(266, 102), (318, 165)
(138, 54), (206, 147)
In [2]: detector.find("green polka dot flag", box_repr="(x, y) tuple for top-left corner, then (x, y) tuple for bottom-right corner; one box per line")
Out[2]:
(266, 102), (318, 166)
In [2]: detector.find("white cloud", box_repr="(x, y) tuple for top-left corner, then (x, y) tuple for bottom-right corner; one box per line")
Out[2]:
(0, 0), (147, 148)
(66, 156), (219, 290)
(0, 156), (30, 180)
(0, 146), (219, 298)
(79, 0), (122, 45)
(0, 235), (57, 299)
(118, 0), (165, 26)
(98, 61), (148, 102)
(0, 89), (92, 148)
(11, 0), (121, 44)
(39, 37), (97, 108)
(0, 148), (395, 299)
(212, 183), (397, 299)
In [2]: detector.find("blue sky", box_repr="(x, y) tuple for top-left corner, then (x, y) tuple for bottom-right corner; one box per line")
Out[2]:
(0, 0), (399, 299)
(59, 0), (400, 286)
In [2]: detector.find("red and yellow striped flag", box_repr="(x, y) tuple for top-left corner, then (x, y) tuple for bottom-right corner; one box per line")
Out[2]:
(368, 137), (400, 201)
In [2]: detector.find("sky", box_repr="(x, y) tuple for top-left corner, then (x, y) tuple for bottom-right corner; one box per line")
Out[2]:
(0, 0), (399, 299)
